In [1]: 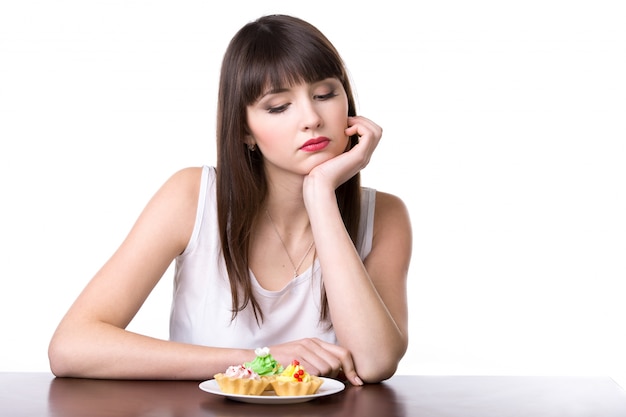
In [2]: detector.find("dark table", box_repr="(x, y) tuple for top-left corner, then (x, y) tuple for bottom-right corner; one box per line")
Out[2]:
(1, 373), (625, 416)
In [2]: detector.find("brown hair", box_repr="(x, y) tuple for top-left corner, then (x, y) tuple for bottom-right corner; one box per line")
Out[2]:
(216, 14), (361, 324)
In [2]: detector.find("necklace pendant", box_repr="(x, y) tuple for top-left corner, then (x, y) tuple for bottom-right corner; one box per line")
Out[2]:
(266, 210), (314, 281)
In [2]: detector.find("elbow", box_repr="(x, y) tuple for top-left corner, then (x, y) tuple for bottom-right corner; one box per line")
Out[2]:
(357, 337), (408, 384)
(359, 365), (398, 384)
(357, 346), (407, 384)
(48, 333), (78, 378)
(48, 338), (67, 377)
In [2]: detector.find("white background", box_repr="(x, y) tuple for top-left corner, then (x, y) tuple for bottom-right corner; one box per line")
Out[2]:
(1, 0), (625, 386)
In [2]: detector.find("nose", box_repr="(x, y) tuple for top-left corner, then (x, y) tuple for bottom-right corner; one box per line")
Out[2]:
(300, 99), (322, 131)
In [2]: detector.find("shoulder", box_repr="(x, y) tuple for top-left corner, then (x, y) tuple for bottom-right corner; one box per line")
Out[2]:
(110, 167), (208, 265)
(155, 167), (206, 204)
(165, 166), (205, 189)
(373, 191), (410, 222)
(372, 191), (412, 245)
(141, 166), (206, 238)
(363, 191), (412, 285)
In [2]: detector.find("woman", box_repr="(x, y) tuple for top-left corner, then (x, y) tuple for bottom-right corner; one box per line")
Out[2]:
(48, 14), (411, 385)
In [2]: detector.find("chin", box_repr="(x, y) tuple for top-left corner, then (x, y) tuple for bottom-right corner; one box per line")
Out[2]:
(305, 152), (339, 169)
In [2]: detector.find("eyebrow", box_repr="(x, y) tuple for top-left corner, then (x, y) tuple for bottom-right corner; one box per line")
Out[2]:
(259, 86), (290, 99)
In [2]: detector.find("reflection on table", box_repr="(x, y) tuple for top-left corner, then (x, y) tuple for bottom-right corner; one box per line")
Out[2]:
(47, 375), (400, 417)
(1, 373), (625, 417)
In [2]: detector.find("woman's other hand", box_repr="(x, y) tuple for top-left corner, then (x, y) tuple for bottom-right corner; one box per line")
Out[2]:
(305, 115), (382, 191)
(269, 338), (363, 386)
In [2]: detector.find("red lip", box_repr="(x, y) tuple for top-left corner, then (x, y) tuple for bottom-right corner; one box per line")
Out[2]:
(300, 137), (330, 152)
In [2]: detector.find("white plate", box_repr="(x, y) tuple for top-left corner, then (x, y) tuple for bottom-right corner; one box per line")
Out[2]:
(198, 377), (345, 404)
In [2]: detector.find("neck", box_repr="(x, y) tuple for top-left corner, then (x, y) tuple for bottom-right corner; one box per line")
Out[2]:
(263, 203), (310, 239)
(264, 208), (315, 278)
(264, 164), (306, 199)
(261, 167), (312, 244)
(263, 177), (308, 232)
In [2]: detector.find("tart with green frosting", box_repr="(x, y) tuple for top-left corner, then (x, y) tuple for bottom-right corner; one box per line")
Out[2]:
(244, 347), (283, 390)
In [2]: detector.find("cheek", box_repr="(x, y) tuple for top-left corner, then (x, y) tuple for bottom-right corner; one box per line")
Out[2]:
(247, 114), (274, 143)
(324, 99), (348, 125)
(331, 111), (349, 138)
(247, 119), (291, 154)
(334, 98), (350, 131)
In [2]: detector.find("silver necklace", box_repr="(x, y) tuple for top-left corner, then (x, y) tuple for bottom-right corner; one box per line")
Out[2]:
(266, 210), (315, 278)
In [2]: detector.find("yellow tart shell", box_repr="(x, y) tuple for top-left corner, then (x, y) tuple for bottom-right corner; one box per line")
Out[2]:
(213, 373), (270, 396)
(270, 376), (324, 396)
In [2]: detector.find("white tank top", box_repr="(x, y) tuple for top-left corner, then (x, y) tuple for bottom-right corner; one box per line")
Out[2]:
(169, 166), (375, 348)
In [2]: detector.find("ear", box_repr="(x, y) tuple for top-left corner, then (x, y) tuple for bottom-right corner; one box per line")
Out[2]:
(243, 124), (256, 146)
(244, 134), (257, 151)
(244, 134), (256, 147)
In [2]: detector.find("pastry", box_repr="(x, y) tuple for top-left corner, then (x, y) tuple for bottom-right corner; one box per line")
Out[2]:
(270, 360), (324, 396)
(244, 347), (283, 390)
(213, 365), (269, 395)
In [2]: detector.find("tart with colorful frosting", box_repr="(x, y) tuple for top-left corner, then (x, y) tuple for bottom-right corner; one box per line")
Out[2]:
(270, 360), (324, 396)
(244, 347), (283, 390)
(213, 364), (269, 395)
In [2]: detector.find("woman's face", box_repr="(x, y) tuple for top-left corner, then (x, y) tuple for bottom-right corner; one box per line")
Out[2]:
(246, 77), (350, 176)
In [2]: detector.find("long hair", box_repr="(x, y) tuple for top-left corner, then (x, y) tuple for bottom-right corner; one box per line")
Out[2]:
(216, 14), (361, 324)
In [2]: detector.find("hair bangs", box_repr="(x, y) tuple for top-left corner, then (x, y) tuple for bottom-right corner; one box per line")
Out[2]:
(241, 24), (346, 106)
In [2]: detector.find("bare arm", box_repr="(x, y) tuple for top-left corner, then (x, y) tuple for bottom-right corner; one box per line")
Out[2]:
(303, 116), (411, 383)
(48, 167), (254, 379)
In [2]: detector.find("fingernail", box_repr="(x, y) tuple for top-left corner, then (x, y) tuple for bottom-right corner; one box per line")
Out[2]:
(354, 376), (363, 386)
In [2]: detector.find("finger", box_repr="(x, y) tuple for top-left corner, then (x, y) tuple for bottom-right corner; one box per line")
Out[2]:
(341, 362), (363, 386)
(284, 339), (341, 377)
(311, 340), (363, 386)
(345, 118), (382, 145)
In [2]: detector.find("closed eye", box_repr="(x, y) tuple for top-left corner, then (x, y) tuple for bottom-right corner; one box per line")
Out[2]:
(314, 92), (338, 100)
(268, 103), (290, 114)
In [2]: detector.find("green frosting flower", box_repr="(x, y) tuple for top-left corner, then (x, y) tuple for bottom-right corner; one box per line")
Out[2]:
(244, 347), (283, 376)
